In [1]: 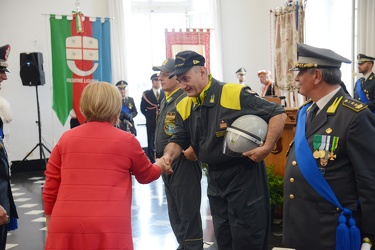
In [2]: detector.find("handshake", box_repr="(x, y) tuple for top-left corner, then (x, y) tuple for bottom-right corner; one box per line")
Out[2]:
(155, 156), (174, 175)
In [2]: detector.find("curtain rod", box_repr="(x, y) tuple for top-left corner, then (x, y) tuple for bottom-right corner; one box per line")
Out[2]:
(41, 13), (114, 20)
(165, 28), (214, 31)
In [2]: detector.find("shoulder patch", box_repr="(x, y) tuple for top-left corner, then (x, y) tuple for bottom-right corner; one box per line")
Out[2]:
(220, 83), (243, 110)
(342, 99), (367, 112)
(176, 97), (193, 120)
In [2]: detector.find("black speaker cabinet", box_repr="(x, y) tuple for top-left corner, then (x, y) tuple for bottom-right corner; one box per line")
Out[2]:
(20, 52), (45, 86)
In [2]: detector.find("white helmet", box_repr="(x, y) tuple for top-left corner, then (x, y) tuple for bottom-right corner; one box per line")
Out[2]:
(223, 115), (268, 157)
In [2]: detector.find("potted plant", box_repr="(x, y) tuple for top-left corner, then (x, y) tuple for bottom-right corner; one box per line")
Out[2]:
(266, 164), (284, 222)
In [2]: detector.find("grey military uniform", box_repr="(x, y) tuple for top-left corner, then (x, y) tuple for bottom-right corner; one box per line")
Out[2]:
(155, 89), (203, 249)
(283, 89), (375, 250)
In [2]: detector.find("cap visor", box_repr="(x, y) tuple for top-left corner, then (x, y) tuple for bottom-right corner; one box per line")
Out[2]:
(168, 66), (192, 79)
(152, 66), (162, 71)
(289, 66), (300, 71)
(152, 65), (173, 72)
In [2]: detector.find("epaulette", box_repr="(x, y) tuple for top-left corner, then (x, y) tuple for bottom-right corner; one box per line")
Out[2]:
(326, 96), (343, 114)
(342, 99), (367, 112)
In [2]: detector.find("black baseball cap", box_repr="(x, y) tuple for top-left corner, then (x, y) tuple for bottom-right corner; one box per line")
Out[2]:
(169, 50), (205, 78)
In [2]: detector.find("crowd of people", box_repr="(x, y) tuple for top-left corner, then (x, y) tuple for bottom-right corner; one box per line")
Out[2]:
(1, 39), (375, 250)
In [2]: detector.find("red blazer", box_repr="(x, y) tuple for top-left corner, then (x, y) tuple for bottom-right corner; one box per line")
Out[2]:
(43, 122), (161, 250)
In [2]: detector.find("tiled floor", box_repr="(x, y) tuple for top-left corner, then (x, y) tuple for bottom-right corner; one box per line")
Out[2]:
(6, 169), (284, 250)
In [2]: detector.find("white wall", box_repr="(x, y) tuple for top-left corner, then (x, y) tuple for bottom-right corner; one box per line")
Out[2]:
(0, 0), (109, 162)
(219, 0), (282, 94)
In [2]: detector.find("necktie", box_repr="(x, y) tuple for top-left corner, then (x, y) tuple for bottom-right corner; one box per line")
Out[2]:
(306, 103), (319, 128)
(156, 91), (160, 100)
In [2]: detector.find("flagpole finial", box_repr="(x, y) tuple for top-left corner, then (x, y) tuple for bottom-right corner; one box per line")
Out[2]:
(75, 0), (80, 12)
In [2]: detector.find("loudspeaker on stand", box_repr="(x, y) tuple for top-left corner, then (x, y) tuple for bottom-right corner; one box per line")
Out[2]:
(20, 52), (45, 86)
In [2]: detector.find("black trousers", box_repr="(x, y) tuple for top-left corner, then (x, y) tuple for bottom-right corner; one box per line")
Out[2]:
(162, 156), (203, 250)
(146, 124), (156, 163)
(0, 223), (8, 250)
(207, 162), (271, 250)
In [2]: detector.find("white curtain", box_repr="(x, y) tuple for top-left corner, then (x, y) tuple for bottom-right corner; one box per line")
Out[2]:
(109, 0), (131, 84)
(357, 0), (375, 64)
(208, 0), (223, 80)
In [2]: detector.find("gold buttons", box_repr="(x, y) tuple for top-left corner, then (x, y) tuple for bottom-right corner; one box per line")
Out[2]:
(289, 194), (294, 199)
(290, 178), (294, 183)
(292, 161), (297, 166)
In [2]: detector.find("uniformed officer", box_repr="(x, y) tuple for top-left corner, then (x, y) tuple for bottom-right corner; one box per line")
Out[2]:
(283, 43), (375, 250)
(153, 58), (203, 250)
(140, 74), (165, 163)
(162, 50), (287, 250)
(235, 67), (247, 84)
(115, 80), (138, 135)
(354, 53), (375, 113)
(0, 44), (18, 248)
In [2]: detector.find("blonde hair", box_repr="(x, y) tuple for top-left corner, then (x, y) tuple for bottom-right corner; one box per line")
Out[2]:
(80, 82), (122, 124)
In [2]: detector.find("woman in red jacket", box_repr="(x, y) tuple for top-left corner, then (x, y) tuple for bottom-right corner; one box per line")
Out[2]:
(43, 82), (168, 250)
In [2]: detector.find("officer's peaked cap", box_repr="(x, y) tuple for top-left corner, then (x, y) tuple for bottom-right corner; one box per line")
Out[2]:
(290, 43), (351, 71)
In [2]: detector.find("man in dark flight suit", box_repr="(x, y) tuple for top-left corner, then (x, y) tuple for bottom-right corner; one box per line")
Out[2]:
(162, 50), (287, 250)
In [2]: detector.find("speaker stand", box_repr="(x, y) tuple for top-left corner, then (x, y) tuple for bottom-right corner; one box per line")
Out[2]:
(12, 86), (51, 171)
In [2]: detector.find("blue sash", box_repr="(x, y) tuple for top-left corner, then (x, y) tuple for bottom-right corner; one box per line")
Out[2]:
(294, 104), (361, 250)
(355, 79), (375, 114)
(121, 104), (130, 114)
(355, 78), (368, 103)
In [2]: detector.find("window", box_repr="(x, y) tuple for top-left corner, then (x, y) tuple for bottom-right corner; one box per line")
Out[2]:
(305, 0), (353, 94)
(126, 0), (212, 127)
